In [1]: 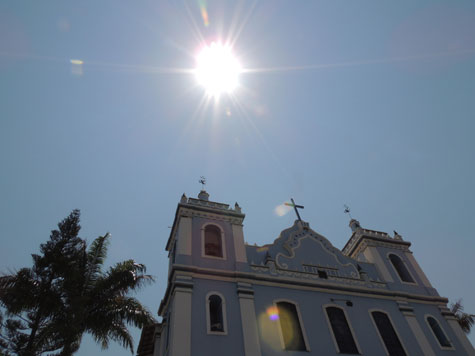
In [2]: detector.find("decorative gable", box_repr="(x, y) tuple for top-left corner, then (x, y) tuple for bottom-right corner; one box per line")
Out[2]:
(270, 221), (359, 279)
(248, 220), (385, 288)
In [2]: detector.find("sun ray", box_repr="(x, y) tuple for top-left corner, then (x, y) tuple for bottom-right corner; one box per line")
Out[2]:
(183, 0), (207, 46)
(227, 0), (258, 49)
(229, 92), (291, 181)
(242, 48), (475, 74)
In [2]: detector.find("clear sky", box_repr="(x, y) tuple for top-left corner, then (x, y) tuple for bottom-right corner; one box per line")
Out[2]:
(1, 1), (474, 354)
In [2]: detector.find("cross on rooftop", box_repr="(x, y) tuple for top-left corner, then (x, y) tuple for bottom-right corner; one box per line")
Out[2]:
(285, 198), (304, 221)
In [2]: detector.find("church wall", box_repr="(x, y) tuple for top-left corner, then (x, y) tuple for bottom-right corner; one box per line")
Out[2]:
(412, 302), (470, 354)
(250, 283), (451, 355)
(148, 194), (474, 356)
(190, 278), (246, 356)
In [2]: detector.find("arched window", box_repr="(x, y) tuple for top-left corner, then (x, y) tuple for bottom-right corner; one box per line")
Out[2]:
(276, 301), (307, 351)
(426, 316), (452, 348)
(325, 306), (359, 354)
(206, 293), (227, 334)
(371, 311), (407, 356)
(204, 225), (223, 258)
(388, 254), (415, 283)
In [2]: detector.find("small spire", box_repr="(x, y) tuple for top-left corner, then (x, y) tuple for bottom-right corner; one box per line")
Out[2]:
(181, 193), (188, 203)
(234, 202), (241, 213)
(393, 230), (403, 240)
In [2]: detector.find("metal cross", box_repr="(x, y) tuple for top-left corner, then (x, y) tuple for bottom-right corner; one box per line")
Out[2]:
(285, 198), (304, 221)
(199, 176), (206, 190)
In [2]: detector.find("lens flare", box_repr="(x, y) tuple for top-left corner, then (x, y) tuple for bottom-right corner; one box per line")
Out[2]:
(70, 59), (84, 76)
(195, 42), (241, 96)
(274, 203), (292, 217)
(199, 0), (210, 27)
(267, 306), (279, 321)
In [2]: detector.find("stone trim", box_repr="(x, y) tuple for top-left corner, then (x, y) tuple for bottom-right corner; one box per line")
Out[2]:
(159, 265), (449, 312)
(166, 204), (245, 251)
(169, 288), (192, 356)
(344, 231), (411, 257)
(363, 247), (394, 283)
(402, 312), (435, 356)
(237, 283), (262, 356)
(232, 224), (248, 263)
(349, 238), (410, 260)
(404, 251), (432, 288)
(176, 217), (192, 256)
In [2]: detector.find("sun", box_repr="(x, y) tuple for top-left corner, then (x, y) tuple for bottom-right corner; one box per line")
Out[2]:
(195, 42), (242, 96)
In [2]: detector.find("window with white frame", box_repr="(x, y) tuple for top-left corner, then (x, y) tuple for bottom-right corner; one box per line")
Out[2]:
(206, 293), (227, 334)
(325, 306), (359, 354)
(371, 311), (407, 356)
(388, 254), (415, 283)
(275, 301), (308, 351)
(426, 316), (452, 348)
(203, 224), (224, 258)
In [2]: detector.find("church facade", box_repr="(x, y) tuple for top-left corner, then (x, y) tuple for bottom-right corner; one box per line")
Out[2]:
(137, 191), (475, 356)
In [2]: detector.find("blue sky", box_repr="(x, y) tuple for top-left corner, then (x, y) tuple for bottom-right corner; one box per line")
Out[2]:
(1, 1), (474, 354)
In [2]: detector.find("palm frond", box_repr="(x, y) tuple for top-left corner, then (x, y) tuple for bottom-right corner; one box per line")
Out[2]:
(95, 260), (154, 297)
(87, 235), (110, 270)
(107, 323), (133, 353)
(450, 299), (474, 334)
(85, 234), (110, 287)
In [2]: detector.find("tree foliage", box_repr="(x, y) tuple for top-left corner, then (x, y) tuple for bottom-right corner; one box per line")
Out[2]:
(0, 210), (155, 355)
(450, 299), (474, 334)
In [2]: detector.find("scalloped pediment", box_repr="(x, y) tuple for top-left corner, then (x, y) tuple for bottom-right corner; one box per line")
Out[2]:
(267, 221), (360, 280)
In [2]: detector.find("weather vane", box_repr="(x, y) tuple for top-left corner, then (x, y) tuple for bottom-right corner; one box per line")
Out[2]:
(344, 204), (352, 219)
(285, 198), (304, 221)
(199, 176), (206, 190)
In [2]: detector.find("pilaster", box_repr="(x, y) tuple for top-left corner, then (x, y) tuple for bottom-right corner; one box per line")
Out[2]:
(232, 224), (247, 263)
(397, 300), (435, 356)
(237, 282), (262, 356)
(439, 305), (475, 355)
(169, 275), (193, 356)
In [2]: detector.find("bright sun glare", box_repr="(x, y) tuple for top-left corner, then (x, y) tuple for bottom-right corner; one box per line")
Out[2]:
(195, 42), (241, 96)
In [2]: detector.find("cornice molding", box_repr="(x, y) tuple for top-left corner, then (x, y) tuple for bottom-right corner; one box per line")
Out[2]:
(157, 264), (448, 315)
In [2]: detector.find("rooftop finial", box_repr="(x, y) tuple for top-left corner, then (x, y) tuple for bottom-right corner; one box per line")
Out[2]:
(181, 193), (188, 203)
(345, 205), (361, 232)
(198, 176), (209, 200)
(344, 204), (352, 219)
(199, 176), (206, 190)
(234, 202), (241, 213)
(393, 230), (403, 240)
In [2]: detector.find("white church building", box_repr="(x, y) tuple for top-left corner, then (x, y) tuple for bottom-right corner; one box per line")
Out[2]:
(137, 190), (475, 356)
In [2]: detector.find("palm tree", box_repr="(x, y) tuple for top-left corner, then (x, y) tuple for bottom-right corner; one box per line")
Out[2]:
(450, 300), (474, 334)
(0, 210), (155, 356)
(55, 234), (155, 355)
